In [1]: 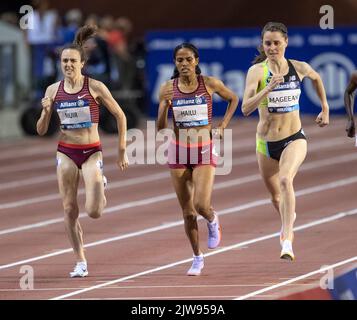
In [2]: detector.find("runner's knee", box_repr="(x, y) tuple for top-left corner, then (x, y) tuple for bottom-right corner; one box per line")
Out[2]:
(193, 202), (211, 216)
(87, 206), (102, 219)
(182, 209), (197, 222)
(280, 175), (293, 191)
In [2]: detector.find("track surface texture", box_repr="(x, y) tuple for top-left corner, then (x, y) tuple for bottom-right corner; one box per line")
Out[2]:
(0, 116), (356, 300)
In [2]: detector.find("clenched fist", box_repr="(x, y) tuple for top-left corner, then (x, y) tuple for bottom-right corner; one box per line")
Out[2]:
(41, 96), (53, 112)
(267, 74), (284, 91)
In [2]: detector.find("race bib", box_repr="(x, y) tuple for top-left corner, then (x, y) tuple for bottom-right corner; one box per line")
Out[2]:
(172, 96), (209, 127)
(56, 99), (92, 129)
(267, 81), (301, 113)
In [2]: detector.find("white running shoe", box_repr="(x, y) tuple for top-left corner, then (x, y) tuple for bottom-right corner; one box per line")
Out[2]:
(280, 240), (295, 261)
(103, 175), (108, 189)
(207, 214), (222, 249)
(280, 212), (297, 246)
(187, 254), (204, 276)
(70, 261), (88, 278)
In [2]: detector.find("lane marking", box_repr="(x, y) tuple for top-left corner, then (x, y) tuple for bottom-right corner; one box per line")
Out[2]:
(235, 256), (357, 300)
(0, 172), (170, 209)
(49, 208), (357, 300)
(1, 179), (356, 271)
(0, 151), (356, 234)
(0, 136), (353, 209)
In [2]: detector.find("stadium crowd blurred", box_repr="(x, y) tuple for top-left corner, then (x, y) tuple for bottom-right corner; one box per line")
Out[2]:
(0, 0), (147, 120)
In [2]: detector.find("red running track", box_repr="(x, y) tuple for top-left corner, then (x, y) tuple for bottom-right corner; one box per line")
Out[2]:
(0, 116), (356, 300)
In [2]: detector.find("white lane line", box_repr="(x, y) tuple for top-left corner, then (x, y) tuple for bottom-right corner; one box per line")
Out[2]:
(101, 284), (274, 288)
(50, 208), (357, 300)
(0, 174), (57, 191)
(0, 144), (56, 160)
(0, 149), (356, 236)
(0, 159), (55, 175)
(1, 177), (356, 271)
(0, 135), (347, 189)
(0, 135), (352, 209)
(0, 172), (170, 210)
(0, 288), (91, 292)
(235, 256), (357, 300)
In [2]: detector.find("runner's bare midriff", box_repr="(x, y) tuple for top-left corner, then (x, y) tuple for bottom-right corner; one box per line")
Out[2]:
(257, 109), (301, 141)
(59, 123), (100, 145)
(173, 124), (212, 144)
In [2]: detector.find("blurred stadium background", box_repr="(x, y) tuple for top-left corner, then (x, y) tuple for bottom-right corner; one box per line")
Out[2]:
(0, 0), (356, 137)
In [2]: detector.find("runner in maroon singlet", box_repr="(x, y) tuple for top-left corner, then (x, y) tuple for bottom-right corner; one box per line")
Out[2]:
(157, 43), (238, 276)
(36, 25), (129, 277)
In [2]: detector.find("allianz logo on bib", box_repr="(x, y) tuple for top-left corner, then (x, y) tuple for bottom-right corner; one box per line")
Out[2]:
(174, 96), (206, 106)
(59, 101), (77, 108)
(275, 81), (299, 90)
(195, 97), (203, 104)
(289, 81), (298, 89)
(58, 99), (87, 108)
(175, 99), (195, 106)
(194, 94), (205, 104)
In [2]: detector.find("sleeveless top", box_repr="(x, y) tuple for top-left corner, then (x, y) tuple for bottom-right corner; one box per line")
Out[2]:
(171, 75), (212, 128)
(258, 60), (301, 113)
(54, 76), (100, 130)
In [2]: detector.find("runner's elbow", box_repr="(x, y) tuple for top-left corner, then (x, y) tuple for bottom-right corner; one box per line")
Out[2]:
(37, 127), (47, 136)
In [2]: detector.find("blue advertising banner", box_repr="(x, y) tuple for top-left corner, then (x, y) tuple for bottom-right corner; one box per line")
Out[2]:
(329, 267), (357, 300)
(145, 27), (357, 117)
